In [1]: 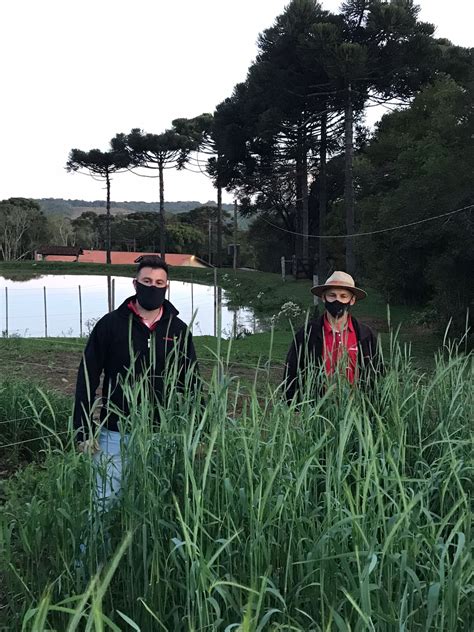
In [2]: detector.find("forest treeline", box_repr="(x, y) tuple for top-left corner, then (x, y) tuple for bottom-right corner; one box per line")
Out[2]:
(35, 198), (234, 217)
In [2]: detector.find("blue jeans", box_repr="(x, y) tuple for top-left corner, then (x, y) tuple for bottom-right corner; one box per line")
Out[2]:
(94, 428), (129, 509)
(77, 429), (129, 571)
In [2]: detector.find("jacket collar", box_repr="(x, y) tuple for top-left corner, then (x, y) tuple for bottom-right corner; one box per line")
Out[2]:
(322, 313), (355, 334)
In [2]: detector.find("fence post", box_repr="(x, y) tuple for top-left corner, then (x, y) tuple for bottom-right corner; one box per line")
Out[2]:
(233, 310), (237, 339)
(190, 275), (194, 334)
(217, 286), (222, 339)
(292, 254), (297, 279)
(5, 287), (8, 338)
(43, 286), (48, 337)
(107, 276), (112, 313)
(112, 278), (116, 310)
(78, 285), (83, 337)
(213, 267), (217, 337)
(281, 256), (286, 282)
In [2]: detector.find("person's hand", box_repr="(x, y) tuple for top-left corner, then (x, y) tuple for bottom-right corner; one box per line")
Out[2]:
(77, 438), (100, 454)
(194, 442), (207, 460)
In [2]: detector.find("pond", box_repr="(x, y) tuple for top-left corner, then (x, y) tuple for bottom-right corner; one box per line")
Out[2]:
(0, 275), (259, 339)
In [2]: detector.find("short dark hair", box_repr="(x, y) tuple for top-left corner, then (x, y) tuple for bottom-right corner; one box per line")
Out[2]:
(135, 256), (169, 277)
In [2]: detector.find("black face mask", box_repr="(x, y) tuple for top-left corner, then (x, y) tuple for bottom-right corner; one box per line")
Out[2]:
(135, 280), (167, 311)
(325, 299), (351, 319)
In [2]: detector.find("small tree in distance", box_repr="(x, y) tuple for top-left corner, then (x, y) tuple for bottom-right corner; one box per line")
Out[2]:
(66, 145), (131, 264)
(117, 128), (197, 261)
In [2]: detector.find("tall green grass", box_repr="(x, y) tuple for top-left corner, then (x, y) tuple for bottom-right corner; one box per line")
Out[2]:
(0, 380), (72, 469)
(0, 336), (472, 631)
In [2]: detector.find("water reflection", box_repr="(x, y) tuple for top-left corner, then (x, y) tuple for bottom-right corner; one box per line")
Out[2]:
(0, 274), (259, 339)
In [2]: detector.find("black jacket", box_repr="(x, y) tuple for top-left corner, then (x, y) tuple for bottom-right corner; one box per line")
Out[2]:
(73, 297), (199, 441)
(284, 314), (381, 403)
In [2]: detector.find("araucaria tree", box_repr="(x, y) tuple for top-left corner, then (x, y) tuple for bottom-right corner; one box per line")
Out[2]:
(332, 0), (437, 273)
(118, 128), (197, 261)
(66, 145), (131, 264)
(214, 0), (437, 277)
(216, 0), (337, 264)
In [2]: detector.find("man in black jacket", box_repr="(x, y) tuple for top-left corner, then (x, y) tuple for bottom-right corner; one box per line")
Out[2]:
(284, 271), (382, 403)
(74, 255), (200, 503)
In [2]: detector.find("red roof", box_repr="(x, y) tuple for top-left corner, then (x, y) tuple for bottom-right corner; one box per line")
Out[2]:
(78, 250), (209, 267)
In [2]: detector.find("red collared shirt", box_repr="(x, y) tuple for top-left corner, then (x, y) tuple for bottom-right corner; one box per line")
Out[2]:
(127, 300), (163, 330)
(322, 314), (358, 384)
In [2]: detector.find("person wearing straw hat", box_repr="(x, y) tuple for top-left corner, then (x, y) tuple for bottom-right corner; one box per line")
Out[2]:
(284, 271), (382, 402)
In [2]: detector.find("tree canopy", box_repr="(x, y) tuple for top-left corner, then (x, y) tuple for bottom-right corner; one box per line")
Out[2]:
(0, 198), (48, 261)
(356, 73), (474, 327)
(114, 127), (198, 260)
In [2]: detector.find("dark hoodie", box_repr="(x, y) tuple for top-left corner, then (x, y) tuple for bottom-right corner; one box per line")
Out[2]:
(73, 296), (199, 441)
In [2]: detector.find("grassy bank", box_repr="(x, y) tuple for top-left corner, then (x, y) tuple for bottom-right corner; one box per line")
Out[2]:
(0, 341), (472, 630)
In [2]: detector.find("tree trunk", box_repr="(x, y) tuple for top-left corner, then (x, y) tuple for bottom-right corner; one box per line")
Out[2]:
(105, 171), (111, 266)
(158, 160), (166, 261)
(216, 181), (222, 268)
(344, 84), (356, 275)
(318, 110), (328, 282)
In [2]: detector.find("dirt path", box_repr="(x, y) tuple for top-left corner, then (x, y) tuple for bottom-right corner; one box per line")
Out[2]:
(0, 344), (273, 399)
(0, 346), (83, 396)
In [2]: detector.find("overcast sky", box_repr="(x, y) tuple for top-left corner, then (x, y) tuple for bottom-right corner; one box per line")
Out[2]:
(1, 0), (472, 205)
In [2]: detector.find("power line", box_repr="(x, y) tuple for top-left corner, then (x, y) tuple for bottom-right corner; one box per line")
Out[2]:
(260, 204), (473, 239)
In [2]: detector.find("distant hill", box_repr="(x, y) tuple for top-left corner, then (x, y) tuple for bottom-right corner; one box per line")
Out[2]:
(37, 198), (234, 218)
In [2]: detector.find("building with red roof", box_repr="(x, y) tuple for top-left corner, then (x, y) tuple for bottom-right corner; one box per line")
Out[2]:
(35, 249), (211, 268)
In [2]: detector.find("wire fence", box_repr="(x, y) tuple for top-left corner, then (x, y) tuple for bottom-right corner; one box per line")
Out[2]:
(0, 412), (71, 425)
(0, 431), (71, 450)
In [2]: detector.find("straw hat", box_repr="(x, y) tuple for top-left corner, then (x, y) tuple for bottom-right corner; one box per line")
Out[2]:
(311, 271), (367, 300)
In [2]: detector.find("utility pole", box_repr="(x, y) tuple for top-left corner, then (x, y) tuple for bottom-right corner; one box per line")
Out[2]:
(233, 199), (238, 270)
(344, 83), (356, 275)
(216, 179), (222, 267)
(105, 170), (112, 265)
(208, 217), (212, 265)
